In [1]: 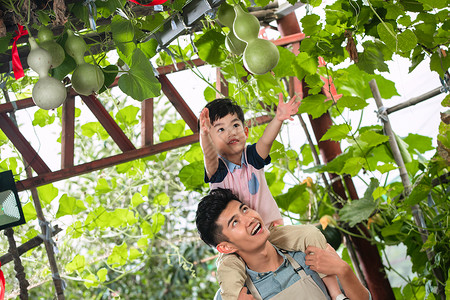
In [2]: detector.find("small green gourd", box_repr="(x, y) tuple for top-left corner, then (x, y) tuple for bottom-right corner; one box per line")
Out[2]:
(243, 38), (279, 75)
(37, 27), (65, 68)
(233, 5), (260, 43)
(217, 2), (235, 28)
(65, 30), (104, 96)
(27, 38), (67, 110)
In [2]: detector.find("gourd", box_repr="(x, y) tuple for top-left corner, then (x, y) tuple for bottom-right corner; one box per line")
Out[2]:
(316, 224), (342, 251)
(243, 38), (279, 75)
(217, 2), (246, 55)
(37, 27), (65, 68)
(65, 30), (104, 96)
(225, 30), (246, 55)
(231, 4), (279, 74)
(232, 5), (259, 43)
(27, 38), (67, 110)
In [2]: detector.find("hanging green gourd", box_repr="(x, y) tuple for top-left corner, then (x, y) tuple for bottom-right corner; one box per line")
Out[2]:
(225, 30), (246, 55)
(27, 38), (67, 110)
(217, 2), (246, 55)
(65, 30), (104, 96)
(37, 26), (65, 69)
(231, 3), (279, 75)
(244, 38), (280, 75)
(232, 5), (259, 43)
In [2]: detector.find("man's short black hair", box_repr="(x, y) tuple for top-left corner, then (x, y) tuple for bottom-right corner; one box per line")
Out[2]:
(205, 98), (245, 125)
(196, 188), (241, 247)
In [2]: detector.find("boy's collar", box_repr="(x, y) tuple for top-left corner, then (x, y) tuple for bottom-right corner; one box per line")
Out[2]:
(220, 153), (247, 172)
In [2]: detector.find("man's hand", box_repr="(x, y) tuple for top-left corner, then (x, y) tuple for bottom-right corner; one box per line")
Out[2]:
(199, 108), (212, 136)
(305, 244), (348, 276)
(238, 287), (256, 300)
(276, 94), (300, 121)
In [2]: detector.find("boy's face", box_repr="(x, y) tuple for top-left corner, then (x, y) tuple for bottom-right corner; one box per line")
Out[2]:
(216, 200), (269, 254)
(209, 113), (249, 162)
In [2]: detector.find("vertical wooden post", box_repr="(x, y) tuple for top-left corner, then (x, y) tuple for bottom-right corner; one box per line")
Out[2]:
(4, 228), (29, 299)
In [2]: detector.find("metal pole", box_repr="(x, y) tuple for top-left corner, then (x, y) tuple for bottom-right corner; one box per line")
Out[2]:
(369, 79), (446, 300)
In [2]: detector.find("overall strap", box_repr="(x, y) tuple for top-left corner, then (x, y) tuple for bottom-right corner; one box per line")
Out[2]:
(245, 276), (263, 300)
(282, 251), (308, 278)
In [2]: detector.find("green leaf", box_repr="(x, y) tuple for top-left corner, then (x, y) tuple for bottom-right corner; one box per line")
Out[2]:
(301, 14), (321, 36)
(335, 95), (368, 111)
(116, 105), (140, 126)
(272, 47), (296, 78)
(381, 220), (404, 237)
(83, 274), (98, 288)
(118, 48), (161, 101)
(404, 134), (433, 154)
(341, 157), (365, 176)
(67, 221), (83, 239)
(66, 254), (86, 274)
(293, 52), (318, 80)
(109, 208), (131, 228)
(397, 29), (417, 54)
(340, 197), (378, 226)
(151, 212), (165, 234)
(85, 207), (111, 230)
(359, 130), (389, 147)
(377, 22), (397, 52)
(80, 122), (109, 140)
(32, 109), (55, 127)
(195, 30), (227, 65)
(376, 163), (397, 173)
(320, 124), (351, 141)
(406, 182), (432, 206)
(298, 94), (332, 119)
(159, 121), (185, 141)
(98, 65), (119, 94)
(179, 161), (205, 190)
(131, 193), (144, 208)
(153, 193), (170, 206)
(275, 184), (309, 214)
(417, 0), (448, 9)
(37, 184), (59, 206)
(22, 202), (37, 221)
(111, 15), (136, 57)
(107, 242), (128, 267)
(357, 41), (390, 74)
(95, 178), (112, 194)
(56, 194), (86, 218)
(430, 51), (450, 77)
(129, 247), (142, 261)
(204, 86), (216, 102)
(137, 38), (158, 59)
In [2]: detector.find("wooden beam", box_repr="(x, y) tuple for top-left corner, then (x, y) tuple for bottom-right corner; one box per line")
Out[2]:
(61, 96), (75, 169)
(141, 98), (154, 147)
(79, 94), (136, 152)
(159, 74), (199, 132)
(15, 134), (200, 191)
(0, 113), (51, 175)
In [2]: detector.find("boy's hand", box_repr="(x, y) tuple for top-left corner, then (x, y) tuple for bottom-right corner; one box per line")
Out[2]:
(199, 108), (212, 135)
(276, 94), (300, 121)
(238, 287), (256, 300)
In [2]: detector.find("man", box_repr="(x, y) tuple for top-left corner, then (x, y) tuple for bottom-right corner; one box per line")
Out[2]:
(196, 188), (371, 300)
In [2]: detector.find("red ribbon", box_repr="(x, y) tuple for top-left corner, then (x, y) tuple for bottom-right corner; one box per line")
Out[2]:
(128, 0), (168, 6)
(0, 261), (5, 300)
(12, 24), (28, 80)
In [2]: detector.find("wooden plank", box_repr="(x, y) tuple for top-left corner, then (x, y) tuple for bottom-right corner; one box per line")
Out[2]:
(159, 74), (199, 132)
(80, 94), (136, 152)
(61, 96), (75, 168)
(141, 98), (154, 147)
(0, 98), (35, 114)
(0, 113), (51, 175)
(16, 134), (200, 191)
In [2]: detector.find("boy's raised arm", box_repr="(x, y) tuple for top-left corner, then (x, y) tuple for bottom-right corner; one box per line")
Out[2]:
(199, 108), (219, 179)
(256, 94), (300, 159)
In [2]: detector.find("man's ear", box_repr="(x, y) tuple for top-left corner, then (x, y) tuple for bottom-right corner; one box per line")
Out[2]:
(217, 242), (237, 254)
(244, 126), (249, 138)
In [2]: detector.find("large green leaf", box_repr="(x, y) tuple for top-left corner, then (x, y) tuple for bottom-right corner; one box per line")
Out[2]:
(56, 194), (86, 218)
(293, 52), (318, 80)
(335, 95), (368, 111)
(340, 179), (379, 226)
(298, 94), (332, 119)
(111, 15), (136, 58)
(37, 184), (59, 206)
(179, 161), (205, 190)
(107, 242), (128, 267)
(195, 30), (227, 66)
(272, 47), (296, 78)
(359, 130), (389, 148)
(341, 157), (365, 176)
(301, 14), (321, 36)
(275, 184), (309, 214)
(320, 124), (351, 141)
(357, 41), (390, 74)
(118, 48), (161, 101)
(65, 254), (86, 274)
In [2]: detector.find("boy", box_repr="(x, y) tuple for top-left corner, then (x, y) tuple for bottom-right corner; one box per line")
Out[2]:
(199, 96), (342, 300)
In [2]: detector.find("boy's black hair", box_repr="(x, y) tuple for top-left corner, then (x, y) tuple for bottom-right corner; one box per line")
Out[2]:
(196, 188), (241, 247)
(205, 98), (245, 125)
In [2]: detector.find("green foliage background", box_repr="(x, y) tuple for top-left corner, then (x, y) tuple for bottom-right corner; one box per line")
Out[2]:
(0, 0), (449, 298)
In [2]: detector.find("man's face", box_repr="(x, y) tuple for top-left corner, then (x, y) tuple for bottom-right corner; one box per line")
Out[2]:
(209, 113), (248, 163)
(216, 200), (270, 254)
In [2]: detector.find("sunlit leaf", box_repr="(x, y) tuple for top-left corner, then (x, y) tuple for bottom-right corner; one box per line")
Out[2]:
(107, 242), (128, 266)
(320, 124), (351, 141)
(298, 94), (331, 119)
(56, 194), (86, 218)
(37, 184), (59, 206)
(66, 254), (86, 274)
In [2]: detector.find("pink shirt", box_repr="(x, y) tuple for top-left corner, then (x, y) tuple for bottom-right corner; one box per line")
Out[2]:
(206, 144), (282, 227)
